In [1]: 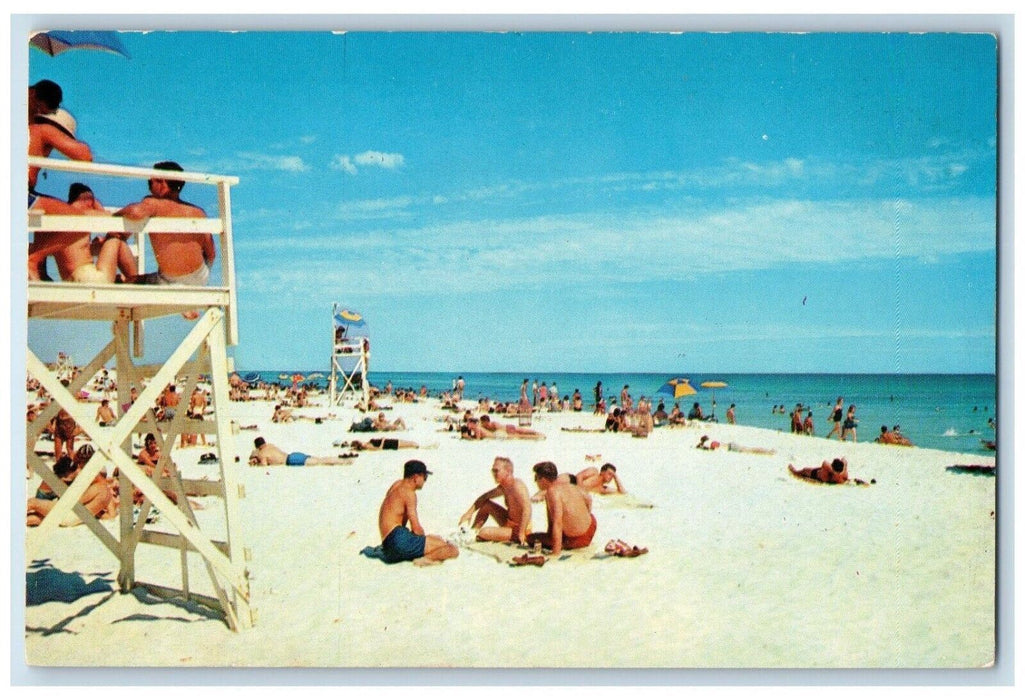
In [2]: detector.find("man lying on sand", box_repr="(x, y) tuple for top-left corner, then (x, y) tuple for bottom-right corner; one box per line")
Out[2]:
(349, 437), (421, 451)
(787, 457), (873, 485)
(526, 461), (597, 557)
(479, 414), (545, 440)
(458, 457), (532, 545)
(576, 463), (626, 494)
(696, 435), (775, 455)
(378, 460), (459, 566)
(249, 436), (352, 466)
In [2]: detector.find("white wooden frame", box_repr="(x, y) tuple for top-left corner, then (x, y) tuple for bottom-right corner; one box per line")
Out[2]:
(25, 158), (252, 630)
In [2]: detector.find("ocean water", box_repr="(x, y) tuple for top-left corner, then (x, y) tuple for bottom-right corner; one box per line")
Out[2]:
(241, 371), (997, 455)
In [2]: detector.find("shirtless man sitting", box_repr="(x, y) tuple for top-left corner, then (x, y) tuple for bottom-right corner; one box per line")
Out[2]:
(526, 461), (598, 557)
(249, 436), (353, 466)
(378, 460), (459, 565)
(788, 457), (849, 484)
(37, 183), (138, 284)
(372, 412), (407, 431)
(458, 457), (532, 544)
(96, 398), (117, 426)
(27, 455), (111, 527)
(117, 161), (215, 287)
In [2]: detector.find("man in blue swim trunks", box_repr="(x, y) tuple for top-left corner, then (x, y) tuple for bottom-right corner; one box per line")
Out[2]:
(248, 437), (353, 467)
(378, 460), (459, 566)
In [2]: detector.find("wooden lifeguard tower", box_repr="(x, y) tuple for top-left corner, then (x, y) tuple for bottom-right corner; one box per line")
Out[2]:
(25, 157), (253, 630)
(328, 303), (370, 411)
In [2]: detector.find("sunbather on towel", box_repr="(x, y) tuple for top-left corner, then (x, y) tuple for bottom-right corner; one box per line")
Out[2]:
(575, 463), (626, 494)
(788, 457), (849, 484)
(248, 436), (352, 466)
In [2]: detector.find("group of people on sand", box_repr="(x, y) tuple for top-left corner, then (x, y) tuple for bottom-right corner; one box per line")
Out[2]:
(29, 79), (213, 292)
(376, 455), (623, 566)
(875, 425), (913, 446)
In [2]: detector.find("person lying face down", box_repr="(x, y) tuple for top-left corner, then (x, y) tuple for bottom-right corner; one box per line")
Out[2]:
(788, 457), (849, 484)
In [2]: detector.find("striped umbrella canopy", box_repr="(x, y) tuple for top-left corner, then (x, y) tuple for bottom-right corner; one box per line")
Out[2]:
(31, 30), (130, 58)
(657, 378), (698, 400)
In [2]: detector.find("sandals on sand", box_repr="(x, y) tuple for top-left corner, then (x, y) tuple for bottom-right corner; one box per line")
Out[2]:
(509, 553), (546, 567)
(604, 539), (649, 558)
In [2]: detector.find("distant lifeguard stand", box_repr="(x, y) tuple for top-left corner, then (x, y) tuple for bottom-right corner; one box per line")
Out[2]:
(328, 304), (370, 411)
(25, 157), (252, 630)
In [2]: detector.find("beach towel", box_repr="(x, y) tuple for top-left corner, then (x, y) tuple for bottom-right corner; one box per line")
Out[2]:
(359, 545), (390, 562)
(593, 493), (655, 509)
(945, 465), (996, 476)
(463, 539), (604, 565)
(788, 471), (874, 487)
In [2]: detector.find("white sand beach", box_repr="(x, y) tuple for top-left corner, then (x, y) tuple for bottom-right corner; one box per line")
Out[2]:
(23, 390), (995, 668)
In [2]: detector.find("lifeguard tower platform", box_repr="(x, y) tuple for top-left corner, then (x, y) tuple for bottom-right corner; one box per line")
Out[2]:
(328, 304), (370, 410)
(26, 157), (252, 630)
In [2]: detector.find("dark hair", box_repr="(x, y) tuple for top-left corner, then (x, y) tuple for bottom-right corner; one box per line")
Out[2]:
(67, 182), (93, 203)
(53, 455), (76, 478)
(533, 461), (558, 481)
(254, 437), (265, 448)
(32, 79), (63, 110)
(567, 473), (578, 484)
(831, 458), (845, 473)
(153, 161), (185, 193)
(145, 433), (156, 443)
(880, 426), (888, 433)
(600, 463), (617, 473)
(74, 444), (95, 465)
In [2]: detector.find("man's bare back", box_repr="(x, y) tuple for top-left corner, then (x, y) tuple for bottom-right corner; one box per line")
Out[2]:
(379, 479), (419, 540)
(117, 194), (214, 278)
(251, 442), (289, 466)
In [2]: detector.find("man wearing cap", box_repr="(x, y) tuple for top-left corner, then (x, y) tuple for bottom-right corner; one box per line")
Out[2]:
(526, 461), (597, 557)
(116, 161), (216, 287)
(378, 460), (459, 565)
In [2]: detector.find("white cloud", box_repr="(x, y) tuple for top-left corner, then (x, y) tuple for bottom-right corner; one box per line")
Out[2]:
(353, 151), (405, 169)
(238, 195), (995, 296)
(331, 155), (357, 175)
(332, 150), (406, 175)
(235, 152), (308, 172)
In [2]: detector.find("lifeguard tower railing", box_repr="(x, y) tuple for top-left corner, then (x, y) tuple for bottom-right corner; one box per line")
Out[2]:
(25, 156), (252, 630)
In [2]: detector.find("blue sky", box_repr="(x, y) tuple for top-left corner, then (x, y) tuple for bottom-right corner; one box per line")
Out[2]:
(22, 29), (997, 373)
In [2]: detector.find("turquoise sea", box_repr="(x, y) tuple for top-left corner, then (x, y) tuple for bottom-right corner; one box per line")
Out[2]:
(241, 371), (997, 456)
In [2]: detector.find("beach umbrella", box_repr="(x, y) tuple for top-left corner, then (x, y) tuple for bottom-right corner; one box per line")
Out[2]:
(307, 372), (324, 380)
(700, 381), (728, 406)
(334, 308), (366, 328)
(30, 30), (130, 58)
(278, 373), (290, 381)
(657, 378), (697, 400)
